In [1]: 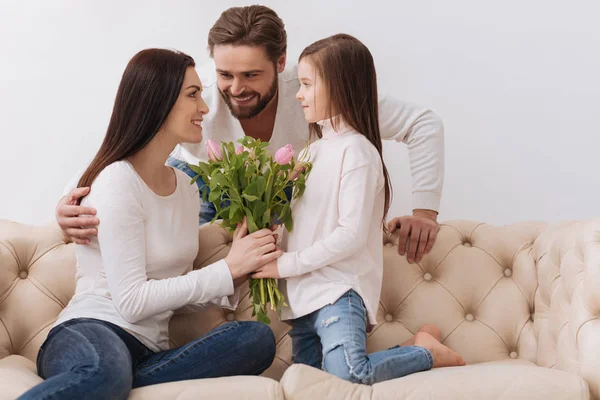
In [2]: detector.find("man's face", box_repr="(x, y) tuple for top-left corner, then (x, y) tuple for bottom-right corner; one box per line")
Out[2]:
(213, 44), (285, 119)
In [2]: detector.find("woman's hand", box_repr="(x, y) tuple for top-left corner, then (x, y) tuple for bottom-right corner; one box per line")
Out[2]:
(224, 217), (282, 280)
(250, 259), (280, 279)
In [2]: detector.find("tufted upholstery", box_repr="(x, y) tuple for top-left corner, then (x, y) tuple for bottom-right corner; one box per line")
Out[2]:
(1, 218), (599, 399)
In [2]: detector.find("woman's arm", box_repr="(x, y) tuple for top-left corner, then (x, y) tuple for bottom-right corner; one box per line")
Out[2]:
(93, 169), (235, 324)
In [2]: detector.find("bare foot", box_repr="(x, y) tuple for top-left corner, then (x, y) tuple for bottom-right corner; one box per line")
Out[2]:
(401, 324), (442, 346)
(414, 331), (466, 368)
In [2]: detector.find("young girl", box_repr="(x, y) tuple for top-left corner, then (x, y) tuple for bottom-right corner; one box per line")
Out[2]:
(252, 34), (465, 385)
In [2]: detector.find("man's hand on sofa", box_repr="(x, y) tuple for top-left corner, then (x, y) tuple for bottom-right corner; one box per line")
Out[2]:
(56, 187), (99, 245)
(387, 209), (439, 264)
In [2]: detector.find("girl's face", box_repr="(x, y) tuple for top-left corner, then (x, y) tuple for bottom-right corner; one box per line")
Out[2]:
(296, 58), (330, 123)
(161, 67), (209, 144)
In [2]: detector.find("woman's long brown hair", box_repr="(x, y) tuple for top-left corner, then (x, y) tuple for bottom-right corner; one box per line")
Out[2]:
(77, 49), (195, 193)
(300, 34), (392, 226)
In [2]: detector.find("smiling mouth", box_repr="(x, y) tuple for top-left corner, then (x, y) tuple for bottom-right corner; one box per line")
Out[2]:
(231, 93), (257, 105)
(191, 120), (203, 129)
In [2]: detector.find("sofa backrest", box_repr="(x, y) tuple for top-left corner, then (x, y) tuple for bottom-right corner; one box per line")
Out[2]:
(3, 218), (592, 384)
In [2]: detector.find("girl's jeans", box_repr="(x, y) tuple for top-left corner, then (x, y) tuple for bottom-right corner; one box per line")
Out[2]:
(290, 290), (433, 385)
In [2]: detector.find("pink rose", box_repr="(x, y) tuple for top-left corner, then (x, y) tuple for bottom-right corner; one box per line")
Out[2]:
(235, 145), (244, 155)
(206, 139), (222, 161)
(274, 144), (294, 165)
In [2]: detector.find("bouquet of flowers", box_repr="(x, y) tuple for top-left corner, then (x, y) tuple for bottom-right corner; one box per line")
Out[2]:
(189, 136), (312, 324)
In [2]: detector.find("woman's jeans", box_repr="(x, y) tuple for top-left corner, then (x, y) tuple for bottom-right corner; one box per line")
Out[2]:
(290, 290), (433, 385)
(18, 318), (276, 400)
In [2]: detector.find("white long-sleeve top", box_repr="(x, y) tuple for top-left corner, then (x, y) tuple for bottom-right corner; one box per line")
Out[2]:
(176, 61), (444, 212)
(54, 161), (239, 351)
(277, 120), (385, 326)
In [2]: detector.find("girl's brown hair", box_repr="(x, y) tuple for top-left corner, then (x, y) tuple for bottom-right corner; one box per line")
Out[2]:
(300, 34), (392, 226)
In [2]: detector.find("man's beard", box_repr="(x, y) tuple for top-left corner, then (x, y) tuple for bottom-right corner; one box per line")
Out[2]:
(219, 75), (278, 120)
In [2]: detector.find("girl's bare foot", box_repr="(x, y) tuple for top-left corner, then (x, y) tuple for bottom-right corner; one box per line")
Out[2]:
(401, 324), (442, 346)
(414, 331), (466, 368)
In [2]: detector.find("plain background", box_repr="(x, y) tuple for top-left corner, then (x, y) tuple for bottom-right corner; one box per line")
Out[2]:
(1, 0), (599, 225)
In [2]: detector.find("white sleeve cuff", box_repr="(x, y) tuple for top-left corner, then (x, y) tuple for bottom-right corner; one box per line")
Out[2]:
(277, 252), (297, 279)
(412, 191), (441, 212)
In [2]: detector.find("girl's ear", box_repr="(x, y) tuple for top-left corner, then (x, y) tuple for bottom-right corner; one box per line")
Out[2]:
(277, 54), (286, 73)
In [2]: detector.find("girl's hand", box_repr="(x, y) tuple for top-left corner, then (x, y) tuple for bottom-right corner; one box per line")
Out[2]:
(251, 259), (281, 279)
(225, 217), (282, 280)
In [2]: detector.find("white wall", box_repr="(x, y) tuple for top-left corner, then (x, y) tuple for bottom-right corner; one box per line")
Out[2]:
(1, 0), (599, 226)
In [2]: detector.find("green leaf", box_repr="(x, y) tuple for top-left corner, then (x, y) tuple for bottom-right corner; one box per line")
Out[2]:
(256, 176), (266, 197)
(213, 173), (228, 187)
(246, 212), (259, 233)
(252, 201), (267, 228)
(262, 209), (271, 227)
(283, 209), (293, 231)
(228, 203), (239, 219)
(257, 310), (271, 325)
(242, 193), (259, 202)
(208, 189), (221, 203)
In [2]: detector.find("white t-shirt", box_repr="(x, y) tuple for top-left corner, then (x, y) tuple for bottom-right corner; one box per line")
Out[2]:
(277, 119), (385, 326)
(54, 161), (238, 351)
(176, 61), (444, 212)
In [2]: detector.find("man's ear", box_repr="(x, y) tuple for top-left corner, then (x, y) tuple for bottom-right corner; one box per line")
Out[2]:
(277, 53), (286, 73)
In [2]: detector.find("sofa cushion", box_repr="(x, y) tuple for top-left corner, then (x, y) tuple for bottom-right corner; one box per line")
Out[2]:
(0, 354), (284, 400)
(280, 361), (589, 400)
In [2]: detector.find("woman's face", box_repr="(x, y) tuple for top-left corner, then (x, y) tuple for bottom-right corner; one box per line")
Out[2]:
(161, 67), (209, 144)
(296, 58), (329, 123)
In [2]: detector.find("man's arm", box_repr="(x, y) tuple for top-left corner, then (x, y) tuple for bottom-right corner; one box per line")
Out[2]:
(378, 94), (444, 262)
(56, 171), (99, 244)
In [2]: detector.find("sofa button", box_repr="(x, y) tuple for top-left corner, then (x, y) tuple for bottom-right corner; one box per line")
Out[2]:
(384, 314), (394, 322)
(19, 271), (28, 279)
(226, 313), (236, 321)
(504, 268), (512, 277)
(385, 242), (394, 248)
(463, 241), (472, 247)
(465, 313), (474, 322)
(423, 273), (432, 282)
(510, 351), (518, 359)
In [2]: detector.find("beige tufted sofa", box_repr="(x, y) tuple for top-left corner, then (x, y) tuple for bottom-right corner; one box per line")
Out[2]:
(1, 218), (599, 400)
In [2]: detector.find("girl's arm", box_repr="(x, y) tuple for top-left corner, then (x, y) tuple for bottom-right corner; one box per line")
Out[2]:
(276, 164), (381, 278)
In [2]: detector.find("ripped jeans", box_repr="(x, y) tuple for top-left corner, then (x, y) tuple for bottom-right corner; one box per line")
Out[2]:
(289, 290), (433, 385)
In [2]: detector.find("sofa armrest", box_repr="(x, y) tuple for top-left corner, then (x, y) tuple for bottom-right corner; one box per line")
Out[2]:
(535, 218), (600, 399)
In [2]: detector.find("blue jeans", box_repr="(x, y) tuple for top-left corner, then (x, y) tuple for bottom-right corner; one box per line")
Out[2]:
(290, 290), (433, 385)
(168, 156), (293, 226)
(18, 318), (276, 400)
(167, 157), (215, 225)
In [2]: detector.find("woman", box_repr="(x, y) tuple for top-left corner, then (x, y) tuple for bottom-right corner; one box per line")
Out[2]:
(19, 48), (280, 400)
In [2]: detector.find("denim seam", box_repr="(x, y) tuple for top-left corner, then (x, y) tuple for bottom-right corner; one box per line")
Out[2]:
(416, 346), (434, 369)
(135, 322), (239, 377)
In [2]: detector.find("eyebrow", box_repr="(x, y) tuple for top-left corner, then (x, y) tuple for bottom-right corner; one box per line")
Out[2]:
(299, 77), (312, 82)
(216, 69), (263, 75)
(186, 85), (202, 91)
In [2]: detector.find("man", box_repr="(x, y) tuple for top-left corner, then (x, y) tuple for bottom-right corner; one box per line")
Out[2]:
(56, 5), (443, 264)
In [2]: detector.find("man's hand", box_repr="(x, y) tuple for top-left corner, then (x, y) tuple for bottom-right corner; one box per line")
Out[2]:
(55, 187), (99, 245)
(387, 209), (439, 264)
(251, 259), (281, 279)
